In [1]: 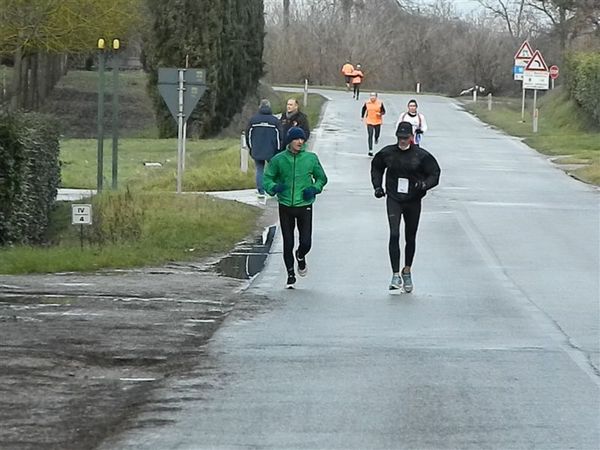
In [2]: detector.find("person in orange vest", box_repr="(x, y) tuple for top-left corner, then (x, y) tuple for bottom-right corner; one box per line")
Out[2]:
(361, 92), (386, 156)
(340, 59), (354, 91)
(351, 64), (364, 100)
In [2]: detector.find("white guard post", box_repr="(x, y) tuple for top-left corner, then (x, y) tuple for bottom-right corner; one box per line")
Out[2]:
(240, 131), (248, 173)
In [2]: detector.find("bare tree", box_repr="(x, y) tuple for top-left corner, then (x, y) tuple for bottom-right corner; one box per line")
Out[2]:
(526, 0), (578, 50)
(476, 0), (536, 44)
(263, 0), (525, 95)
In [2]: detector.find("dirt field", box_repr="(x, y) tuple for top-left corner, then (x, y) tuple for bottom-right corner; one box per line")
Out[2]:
(0, 207), (278, 450)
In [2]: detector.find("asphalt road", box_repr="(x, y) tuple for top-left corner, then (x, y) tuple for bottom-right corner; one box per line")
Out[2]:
(100, 89), (600, 449)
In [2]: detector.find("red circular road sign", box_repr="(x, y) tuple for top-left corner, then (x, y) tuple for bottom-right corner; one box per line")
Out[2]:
(550, 65), (559, 79)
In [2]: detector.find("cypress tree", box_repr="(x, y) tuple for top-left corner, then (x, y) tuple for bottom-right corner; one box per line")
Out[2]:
(143, 0), (264, 138)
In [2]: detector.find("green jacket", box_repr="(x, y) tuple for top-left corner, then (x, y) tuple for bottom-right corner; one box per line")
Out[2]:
(263, 143), (328, 207)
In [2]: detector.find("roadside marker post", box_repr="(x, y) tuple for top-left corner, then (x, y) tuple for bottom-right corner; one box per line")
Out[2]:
(72, 204), (92, 249)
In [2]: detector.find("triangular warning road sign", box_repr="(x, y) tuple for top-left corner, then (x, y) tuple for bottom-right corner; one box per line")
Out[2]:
(514, 41), (533, 60)
(524, 50), (549, 72)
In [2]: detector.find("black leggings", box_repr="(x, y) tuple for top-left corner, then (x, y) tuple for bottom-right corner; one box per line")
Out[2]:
(279, 204), (313, 273)
(367, 124), (381, 150)
(353, 83), (360, 99)
(386, 197), (422, 273)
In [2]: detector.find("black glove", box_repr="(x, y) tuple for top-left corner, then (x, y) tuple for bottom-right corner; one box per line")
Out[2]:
(374, 187), (385, 198)
(413, 180), (427, 191)
(415, 128), (423, 134)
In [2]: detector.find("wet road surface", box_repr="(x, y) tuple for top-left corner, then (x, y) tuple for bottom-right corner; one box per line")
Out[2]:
(99, 90), (599, 449)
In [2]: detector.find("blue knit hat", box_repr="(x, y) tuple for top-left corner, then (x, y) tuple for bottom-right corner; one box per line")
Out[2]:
(287, 127), (306, 142)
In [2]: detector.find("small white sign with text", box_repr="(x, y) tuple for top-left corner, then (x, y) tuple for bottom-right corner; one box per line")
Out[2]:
(72, 204), (92, 225)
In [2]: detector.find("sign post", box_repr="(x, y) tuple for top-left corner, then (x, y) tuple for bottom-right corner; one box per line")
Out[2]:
(523, 50), (549, 133)
(72, 204), (92, 249)
(158, 68), (207, 193)
(514, 41), (533, 122)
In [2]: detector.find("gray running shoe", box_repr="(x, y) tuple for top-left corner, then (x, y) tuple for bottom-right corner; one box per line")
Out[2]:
(401, 271), (413, 293)
(389, 274), (401, 290)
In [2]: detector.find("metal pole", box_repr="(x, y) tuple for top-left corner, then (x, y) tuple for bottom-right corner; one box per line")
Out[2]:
(532, 89), (538, 133)
(473, 86), (477, 103)
(520, 83), (526, 122)
(487, 93), (492, 111)
(176, 69), (185, 194)
(97, 52), (106, 192)
(182, 56), (189, 172)
(111, 53), (120, 190)
(551, 78), (555, 90)
(416, 82), (421, 93)
(182, 117), (187, 171)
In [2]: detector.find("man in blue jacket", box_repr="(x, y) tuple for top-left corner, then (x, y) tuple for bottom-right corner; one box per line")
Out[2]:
(245, 99), (282, 197)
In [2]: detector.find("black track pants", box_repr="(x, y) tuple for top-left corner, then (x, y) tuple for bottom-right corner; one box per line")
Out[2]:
(279, 204), (313, 274)
(386, 197), (422, 273)
(367, 124), (381, 150)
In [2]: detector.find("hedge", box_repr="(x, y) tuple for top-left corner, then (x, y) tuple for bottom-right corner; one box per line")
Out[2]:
(565, 52), (600, 127)
(0, 112), (61, 246)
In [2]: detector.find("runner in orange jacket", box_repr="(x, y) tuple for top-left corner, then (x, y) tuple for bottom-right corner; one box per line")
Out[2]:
(361, 92), (386, 156)
(351, 64), (364, 100)
(341, 60), (354, 91)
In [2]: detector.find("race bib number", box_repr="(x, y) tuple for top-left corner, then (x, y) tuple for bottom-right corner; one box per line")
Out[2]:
(397, 178), (409, 194)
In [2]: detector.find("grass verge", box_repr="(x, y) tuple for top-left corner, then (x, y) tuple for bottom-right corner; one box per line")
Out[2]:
(2, 81), (328, 274)
(60, 138), (256, 191)
(464, 87), (600, 185)
(0, 191), (260, 274)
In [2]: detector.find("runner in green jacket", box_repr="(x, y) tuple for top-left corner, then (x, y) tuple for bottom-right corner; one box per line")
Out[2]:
(263, 127), (328, 288)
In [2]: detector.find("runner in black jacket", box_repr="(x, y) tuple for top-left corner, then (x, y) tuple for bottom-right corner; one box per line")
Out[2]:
(371, 121), (441, 292)
(279, 98), (310, 149)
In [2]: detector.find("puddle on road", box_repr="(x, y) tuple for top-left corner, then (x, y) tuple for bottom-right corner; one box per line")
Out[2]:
(213, 225), (276, 279)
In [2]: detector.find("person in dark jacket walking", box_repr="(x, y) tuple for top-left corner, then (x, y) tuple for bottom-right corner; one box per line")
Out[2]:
(263, 127), (328, 289)
(245, 99), (282, 197)
(371, 121), (441, 292)
(279, 98), (310, 148)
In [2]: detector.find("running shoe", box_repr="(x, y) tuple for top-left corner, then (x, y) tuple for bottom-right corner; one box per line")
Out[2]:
(401, 270), (413, 293)
(286, 272), (296, 289)
(368, 150), (373, 157)
(389, 274), (401, 290)
(295, 251), (307, 277)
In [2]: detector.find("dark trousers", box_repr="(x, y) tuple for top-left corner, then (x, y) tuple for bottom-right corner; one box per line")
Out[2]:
(353, 83), (360, 99)
(279, 204), (313, 274)
(367, 124), (381, 150)
(254, 159), (266, 194)
(386, 197), (422, 273)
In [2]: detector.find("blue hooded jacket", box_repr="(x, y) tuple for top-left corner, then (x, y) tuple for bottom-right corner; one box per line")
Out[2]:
(245, 105), (282, 161)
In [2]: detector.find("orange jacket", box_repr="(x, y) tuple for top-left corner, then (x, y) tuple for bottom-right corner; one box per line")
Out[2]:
(352, 70), (363, 84)
(362, 99), (385, 125)
(341, 63), (354, 76)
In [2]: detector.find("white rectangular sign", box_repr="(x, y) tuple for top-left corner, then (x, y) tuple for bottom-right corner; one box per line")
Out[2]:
(72, 204), (92, 225)
(523, 71), (549, 90)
